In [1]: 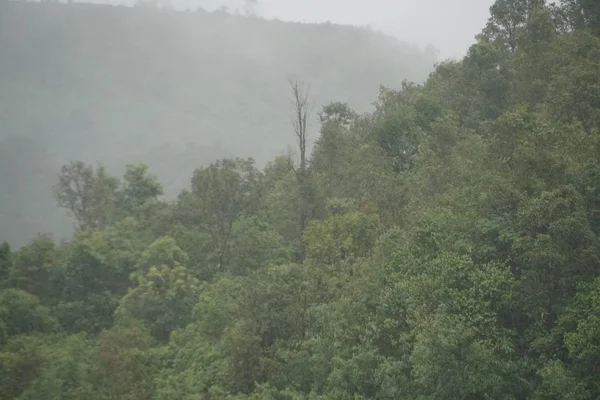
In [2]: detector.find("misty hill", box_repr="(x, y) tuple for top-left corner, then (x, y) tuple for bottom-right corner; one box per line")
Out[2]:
(0, 0), (437, 247)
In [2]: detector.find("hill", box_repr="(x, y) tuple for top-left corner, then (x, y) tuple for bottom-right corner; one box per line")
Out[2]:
(0, 1), (437, 247)
(3, 1), (600, 398)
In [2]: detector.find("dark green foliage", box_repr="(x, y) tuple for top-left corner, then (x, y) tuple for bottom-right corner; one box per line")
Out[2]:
(0, 289), (59, 345)
(0, 242), (11, 285)
(3, 0), (600, 398)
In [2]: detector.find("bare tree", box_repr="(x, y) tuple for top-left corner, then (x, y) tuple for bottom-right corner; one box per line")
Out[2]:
(287, 77), (314, 261)
(288, 77), (313, 173)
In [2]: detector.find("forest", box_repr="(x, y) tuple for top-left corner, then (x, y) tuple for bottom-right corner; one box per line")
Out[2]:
(0, 0), (437, 247)
(2, 0), (600, 399)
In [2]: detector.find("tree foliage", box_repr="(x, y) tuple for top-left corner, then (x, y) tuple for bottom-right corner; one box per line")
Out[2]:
(4, 0), (600, 398)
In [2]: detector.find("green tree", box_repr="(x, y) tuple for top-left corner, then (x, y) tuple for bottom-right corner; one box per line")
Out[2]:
(0, 335), (47, 400)
(54, 235), (130, 334)
(17, 334), (102, 400)
(0, 289), (59, 345)
(116, 264), (200, 342)
(553, 0), (600, 35)
(134, 235), (189, 274)
(53, 161), (119, 231)
(226, 215), (290, 276)
(95, 321), (158, 400)
(8, 235), (60, 303)
(482, 0), (546, 52)
(119, 162), (164, 215)
(177, 158), (262, 272)
(0, 242), (10, 285)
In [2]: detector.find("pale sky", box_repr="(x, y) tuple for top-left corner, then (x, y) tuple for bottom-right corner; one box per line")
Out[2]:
(82, 0), (496, 59)
(249, 0), (495, 59)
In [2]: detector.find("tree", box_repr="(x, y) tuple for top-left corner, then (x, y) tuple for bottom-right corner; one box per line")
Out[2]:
(482, 0), (546, 52)
(134, 235), (189, 274)
(9, 234), (60, 302)
(0, 242), (10, 285)
(53, 161), (119, 231)
(16, 334), (102, 400)
(311, 102), (358, 197)
(304, 201), (380, 267)
(116, 264), (200, 342)
(96, 321), (157, 400)
(287, 77), (315, 261)
(177, 158), (262, 271)
(0, 289), (59, 345)
(55, 236), (127, 334)
(553, 0), (600, 35)
(226, 216), (290, 276)
(0, 335), (47, 400)
(120, 162), (163, 214)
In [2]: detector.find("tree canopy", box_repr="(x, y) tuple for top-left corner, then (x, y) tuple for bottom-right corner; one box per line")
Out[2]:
(3, 0), (600, 399)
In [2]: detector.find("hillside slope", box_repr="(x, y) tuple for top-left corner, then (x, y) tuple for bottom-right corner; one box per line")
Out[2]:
(0, 1), (437, 247)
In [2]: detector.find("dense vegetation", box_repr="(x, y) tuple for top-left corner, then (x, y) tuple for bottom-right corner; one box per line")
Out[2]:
(3, 0), (600, 398)
(0, 0), (437, 247)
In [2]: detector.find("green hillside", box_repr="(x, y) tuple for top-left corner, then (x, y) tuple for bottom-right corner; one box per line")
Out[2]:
(3, 1), (600, 399)
(0, 1), (437, 247)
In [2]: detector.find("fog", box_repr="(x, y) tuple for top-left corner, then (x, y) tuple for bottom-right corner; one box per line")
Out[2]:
(0, 0), (496, 246)
(240, 0), (495, 59)
(81, 0), (495, 59)
(1, 0), (452, 246)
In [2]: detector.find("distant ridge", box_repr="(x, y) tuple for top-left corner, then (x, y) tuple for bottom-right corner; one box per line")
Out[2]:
(0, 0), (437, 247)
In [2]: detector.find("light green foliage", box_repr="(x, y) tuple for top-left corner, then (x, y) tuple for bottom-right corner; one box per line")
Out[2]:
(304, 202), (380, 266)
(562, 278), (600, 360)
(134, 235), (189, 273)
(117, 264), (200, 342)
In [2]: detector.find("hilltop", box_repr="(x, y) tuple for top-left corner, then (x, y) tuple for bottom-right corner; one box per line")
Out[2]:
(0, 1), (437, 246)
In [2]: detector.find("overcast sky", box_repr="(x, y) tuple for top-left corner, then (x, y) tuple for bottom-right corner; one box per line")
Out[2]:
(85, 0), (496, 59)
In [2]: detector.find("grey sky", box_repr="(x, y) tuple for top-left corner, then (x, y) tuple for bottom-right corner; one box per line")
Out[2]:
(85, 0), (495, 59)
(246, 0), (495, 59)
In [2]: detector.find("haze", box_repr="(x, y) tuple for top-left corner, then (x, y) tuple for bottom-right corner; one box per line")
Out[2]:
(82, 0), (495, 58)
(0, 0), (444, 246)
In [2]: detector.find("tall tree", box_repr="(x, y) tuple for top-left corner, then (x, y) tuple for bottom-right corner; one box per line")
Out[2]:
(482, 0), (546, 51)
(553, 0), (600, 34)
(287, 77), (314, 261)
(178, 158), (262, 271)
(53, 161), (119, 231)
(120, 162), (163, 213)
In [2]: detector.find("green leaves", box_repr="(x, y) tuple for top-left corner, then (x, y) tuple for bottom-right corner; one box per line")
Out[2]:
(0, 242), (10, 286)
(178, 158), (264, 272)
(53, 161), (120, 232)
(8, 2), (600, 398)
(0, 289), (59, 345)
(117, 264), (200, 342)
